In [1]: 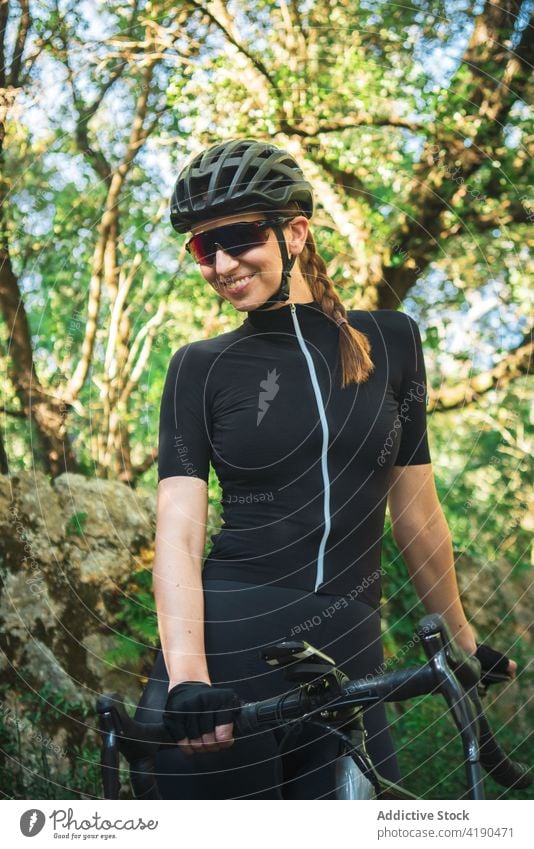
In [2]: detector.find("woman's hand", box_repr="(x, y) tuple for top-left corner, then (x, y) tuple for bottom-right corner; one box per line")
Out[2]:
(163, 680), (241, 755)
(448, 627), (517, 681)
(474, 643), (517, 682)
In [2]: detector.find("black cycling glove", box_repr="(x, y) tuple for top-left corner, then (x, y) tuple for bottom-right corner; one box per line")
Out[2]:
(163, 681), (241, 742)
(475, 643), (513, 685)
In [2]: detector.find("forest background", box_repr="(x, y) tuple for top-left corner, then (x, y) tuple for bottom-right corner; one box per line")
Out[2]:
(0, 0), (532, 799)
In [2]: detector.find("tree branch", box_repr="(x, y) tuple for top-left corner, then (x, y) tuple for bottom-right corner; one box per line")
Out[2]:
(66, 254), (102, 401)
(0, 0), (8, 89)
(58, 33), (112, 182)
(2, 405), (25, 417)
(120, 299), (167, 404)
(67, 44), (160, 401)
(10, 0), (30, 86)
(377, 0), (534, 309)
(280, 114), (423, 137)
(429, 327), (533, 411)
(287, 137), (371, 295)
(187, 0), (282, 96)
(121, 447), (157, 484)
(307, 152), (369, 203)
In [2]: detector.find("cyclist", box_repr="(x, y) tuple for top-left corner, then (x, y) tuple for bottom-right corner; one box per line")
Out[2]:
(135, 139), (516, 799)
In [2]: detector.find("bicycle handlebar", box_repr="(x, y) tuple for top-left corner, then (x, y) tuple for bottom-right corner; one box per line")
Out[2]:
(96, 613), (531, 799)
(471, 687), (531, 790)
(342, 665), (437, 703)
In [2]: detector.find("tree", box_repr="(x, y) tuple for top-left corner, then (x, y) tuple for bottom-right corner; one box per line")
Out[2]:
(1, 0), (532, 480)
(2, 0), (195, 479)
(164, 0), (532, 407)
(0, 0), (78, 475)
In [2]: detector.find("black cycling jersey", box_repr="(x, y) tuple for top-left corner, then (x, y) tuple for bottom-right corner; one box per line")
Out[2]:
(158, 301), (431, 607)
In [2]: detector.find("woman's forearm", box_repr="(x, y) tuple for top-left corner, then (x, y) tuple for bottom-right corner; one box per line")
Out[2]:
(393, 510), (477, 654)
(153, 540), (211, 689)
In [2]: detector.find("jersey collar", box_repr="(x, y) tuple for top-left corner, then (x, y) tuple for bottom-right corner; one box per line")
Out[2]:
(245, 300), (332, 333)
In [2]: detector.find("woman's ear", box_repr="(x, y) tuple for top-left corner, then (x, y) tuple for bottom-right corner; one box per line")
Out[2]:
(286, 216), (309, 256)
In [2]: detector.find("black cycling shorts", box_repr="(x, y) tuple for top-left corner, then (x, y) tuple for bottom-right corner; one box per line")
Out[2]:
(135, 578), (401, 799)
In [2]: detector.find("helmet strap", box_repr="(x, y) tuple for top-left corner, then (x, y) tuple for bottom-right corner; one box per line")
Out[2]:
(252, 223), (297, 312)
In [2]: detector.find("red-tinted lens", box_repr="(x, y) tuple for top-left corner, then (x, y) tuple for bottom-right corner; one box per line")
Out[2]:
(186, 221), (270, 265)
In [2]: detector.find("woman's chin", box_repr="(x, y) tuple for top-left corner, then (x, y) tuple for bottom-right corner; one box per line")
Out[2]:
(228, 288), (272, 311)
(216, 278), (281, 311)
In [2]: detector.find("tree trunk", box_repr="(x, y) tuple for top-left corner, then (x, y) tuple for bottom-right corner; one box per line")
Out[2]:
(0, 1), (79, 477)
(0, 241), (79, 476)
(0, 430), (8, 473)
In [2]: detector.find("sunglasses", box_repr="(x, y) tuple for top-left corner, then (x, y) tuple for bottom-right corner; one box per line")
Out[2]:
(185, 216), (293, 266)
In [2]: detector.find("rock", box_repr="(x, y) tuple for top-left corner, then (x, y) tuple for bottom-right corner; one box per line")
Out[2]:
(24, 641), (81, 702)
(82, 632), (149, 703)
(0, 471), (157, 759)
(1, 569), (58, 638)
(9, 470), (65, 544)
(53, 473), (155, 551)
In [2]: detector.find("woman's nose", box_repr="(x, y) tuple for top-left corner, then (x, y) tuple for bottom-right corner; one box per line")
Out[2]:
(214, 247), (239, 276)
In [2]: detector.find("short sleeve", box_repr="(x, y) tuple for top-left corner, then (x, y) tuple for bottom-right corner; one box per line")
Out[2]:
(394, 315), (432, 466)
(157, 344), (212, 483)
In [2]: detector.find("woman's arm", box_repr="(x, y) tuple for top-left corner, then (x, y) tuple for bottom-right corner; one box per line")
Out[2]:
(153, 475), (237, 754)
(153, 475), (211, 689)
(387, 464), (516, 677)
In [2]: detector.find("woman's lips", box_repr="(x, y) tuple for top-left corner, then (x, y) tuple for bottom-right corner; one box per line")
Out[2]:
(222, 273), (255, 294)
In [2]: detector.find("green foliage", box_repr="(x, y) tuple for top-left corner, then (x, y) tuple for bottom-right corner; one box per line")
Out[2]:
(387, 696), (467, 799)
(386, 685), (534, 800)
(65, 511), (88, 537)
(382, 471), (532, 801)
(430, 388), (531, 572)
(0, 682), (104, 799)
(103, 568), (159, 670)
(3, 0), (531, 482)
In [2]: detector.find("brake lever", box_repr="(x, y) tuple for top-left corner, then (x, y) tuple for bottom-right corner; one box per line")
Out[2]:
(417, 614), (481, 690)
(477, 670), (514, 698)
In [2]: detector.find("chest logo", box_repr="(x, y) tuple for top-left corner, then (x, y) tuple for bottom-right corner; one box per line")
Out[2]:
(257, 368), (280, 425)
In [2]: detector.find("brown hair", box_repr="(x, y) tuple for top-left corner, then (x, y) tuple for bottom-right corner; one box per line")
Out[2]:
(297, 229), (374, 388)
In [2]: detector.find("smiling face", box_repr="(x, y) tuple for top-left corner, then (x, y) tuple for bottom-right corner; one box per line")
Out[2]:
(189, 210), (311, 311)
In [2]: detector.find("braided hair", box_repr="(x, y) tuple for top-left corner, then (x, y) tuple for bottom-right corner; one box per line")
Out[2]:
(298, 230), (374, 388)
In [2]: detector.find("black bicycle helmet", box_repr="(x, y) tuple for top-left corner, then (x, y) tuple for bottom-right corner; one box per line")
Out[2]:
(170, 139), (315, 311)
(170, 138), (314, 233)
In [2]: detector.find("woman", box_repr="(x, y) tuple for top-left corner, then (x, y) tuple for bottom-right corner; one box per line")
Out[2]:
(136, 139), (516, 799)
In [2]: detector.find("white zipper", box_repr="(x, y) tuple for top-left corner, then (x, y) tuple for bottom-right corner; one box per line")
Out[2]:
(290, 303), (331, 592)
